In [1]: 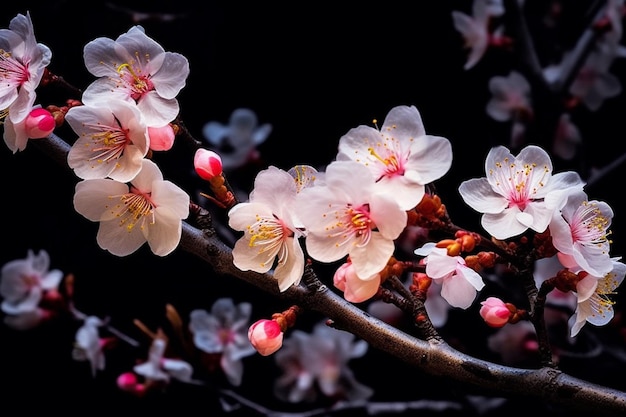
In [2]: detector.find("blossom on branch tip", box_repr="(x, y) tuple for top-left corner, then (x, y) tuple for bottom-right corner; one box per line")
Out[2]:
(295, 161), (407, 280)
(66, 99), (150, 182)
(0, 12), (51, 136)
(458, 145), (585, 240)
(73, 158), (190, 257)
(228, 166), (305, 291)
(336, 105), (452, 211)
(81, 25), (189, 127)
(248, 319), (284, 356)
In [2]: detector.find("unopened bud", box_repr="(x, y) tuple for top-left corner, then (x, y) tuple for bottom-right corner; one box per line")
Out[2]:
(25, 108), (55, 138)
(248, 319), (284, 356)
(479, 297), (512, 328)
(148, 124), (176, 151)
(194, 148), (223, 180)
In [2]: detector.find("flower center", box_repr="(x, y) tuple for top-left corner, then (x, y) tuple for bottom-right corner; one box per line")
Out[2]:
(246, 214), (290, 268)
(117, 61), (154, 101)
(571, 200), (611, 249)
(86, 122), (131, 164)
(327, 204), (374, 248)
(490, 158), (549, 210)
(108, 187), (156, 232)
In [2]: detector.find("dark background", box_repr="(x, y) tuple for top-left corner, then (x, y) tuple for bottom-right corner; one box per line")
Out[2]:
(1, 1), (626, 415)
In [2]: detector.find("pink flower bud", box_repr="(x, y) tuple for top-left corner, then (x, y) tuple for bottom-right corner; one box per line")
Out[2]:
(24, 108), (55, 138)
(117, 372), (139, 392)
(148, 124), (176, 151)
(248, 319), (283, 356)
(194, 148), (223, 180)
(479, 297), (511, 328)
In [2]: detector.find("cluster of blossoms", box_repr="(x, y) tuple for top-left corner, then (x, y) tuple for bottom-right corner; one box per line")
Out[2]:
(0, 13), (54, 152)
(2, 5), (626, 412)
(0, 248), (370, 402)
(227, 103), (623, 345)
(228, 104), (453, 300)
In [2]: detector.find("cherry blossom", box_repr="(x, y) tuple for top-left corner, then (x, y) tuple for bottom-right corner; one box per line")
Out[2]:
(66, 99), (150, 182)
(451, 0), (503, 70)
(569, 258), (626, 337)
(273, 321), (372, 403)
(552, 113), (582, 161)
(295, 161), (406, 279)
(202, 108), (272, 170)
(336, 105), (452, 211)
(458, 145), (585, 240)
(133, 337), (193, 384)
(81, 25), (189, 127)
(189, 298), (256, 386)
(0, 249), (63, 316)
(228, 166), (305, 291)
(549, 190), (613, 277)
(415, 242), (485, 309)
(73, 158), (190, 257)
(0, 12), (51, 142)
(485, 71), (532, 122)
(72, 316), (106, 377)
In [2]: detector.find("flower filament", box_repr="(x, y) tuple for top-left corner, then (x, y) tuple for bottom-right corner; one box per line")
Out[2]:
(86, 122), (130, 164)
(116, 56), (154, 100)
(0, 49), (29, 86)
(326, 204), (373, 248)
(108, 188), (156, 232)
(490, 158), (549, 210)
(571, 200), (612, 250)
(247, 214), (289, 268)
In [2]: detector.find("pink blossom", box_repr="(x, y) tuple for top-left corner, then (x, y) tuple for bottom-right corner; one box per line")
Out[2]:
(415, 243), (485, 309)
(296, 161), (407, 280)
(458, 145), (584, 240)
(336, 105), (452, 211)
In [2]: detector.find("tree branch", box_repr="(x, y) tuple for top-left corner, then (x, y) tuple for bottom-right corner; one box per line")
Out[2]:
(32, 134), (626, 415)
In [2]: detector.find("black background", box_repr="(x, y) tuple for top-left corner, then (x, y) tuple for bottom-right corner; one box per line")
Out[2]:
(1, 1), (626, 415)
